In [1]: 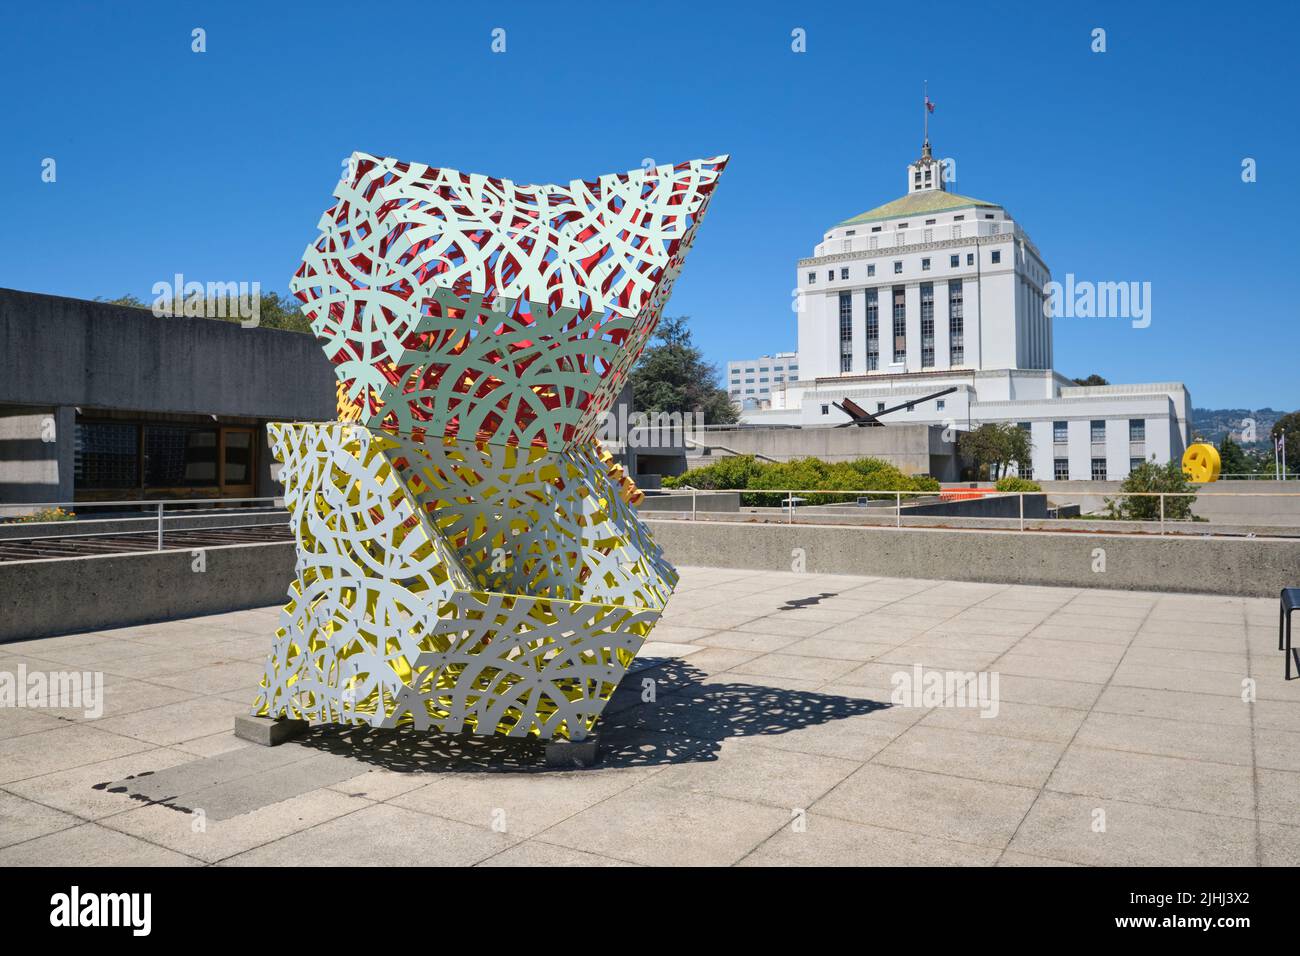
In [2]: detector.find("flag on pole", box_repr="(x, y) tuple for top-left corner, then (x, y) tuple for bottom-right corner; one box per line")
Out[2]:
(925, 96), (936, 113)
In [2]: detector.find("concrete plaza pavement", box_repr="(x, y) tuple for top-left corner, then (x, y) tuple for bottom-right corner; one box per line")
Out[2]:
(1, 566), (1296, 866)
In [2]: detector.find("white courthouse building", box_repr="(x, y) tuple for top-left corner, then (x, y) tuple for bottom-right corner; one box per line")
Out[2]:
(745, 138), (1191, 481)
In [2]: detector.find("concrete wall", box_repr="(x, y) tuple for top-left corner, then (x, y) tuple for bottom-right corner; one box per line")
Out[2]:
(0, 288), (336, 420)
(1038, 479), (1300, 525)
(0, 405), (74, 503)
(903, 493), (1048, 519)
(689, 424), (954, 478)
(646, 519), (1300, 598)
(5, 514), (1295, 642)
(637, 492), (740, 513)
(0, 542), (294, 642)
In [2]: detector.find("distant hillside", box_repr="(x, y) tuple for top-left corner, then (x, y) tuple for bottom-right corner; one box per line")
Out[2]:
(1192, 407), (1284, 446)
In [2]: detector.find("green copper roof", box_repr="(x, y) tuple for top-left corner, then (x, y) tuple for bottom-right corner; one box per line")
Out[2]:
(836, 190), (1000, 228)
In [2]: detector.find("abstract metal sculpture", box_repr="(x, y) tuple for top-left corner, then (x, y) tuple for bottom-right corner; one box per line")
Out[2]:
(253, 151), (727, 741)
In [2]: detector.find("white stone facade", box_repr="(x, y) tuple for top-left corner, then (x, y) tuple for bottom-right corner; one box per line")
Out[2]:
(744, 141), (1192, 480)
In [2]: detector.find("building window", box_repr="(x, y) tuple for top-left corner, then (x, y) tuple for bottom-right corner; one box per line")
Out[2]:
(807, 272), (815, 284)
(838, 292), (853, 373)
(865, 288), (879, 371)
(923, 229), (933, 242)
(1053, 420), (1068, 444)
(821, 404), (830, 415)
(871, 226), (882, 233)
(950, 254), (959, 268)
(1129, 418), (1145, 442)
(936, 399), (945, 411)
(954, 215), (965, 222)
(991, 250), (1001, 264)
(920, 282), (935, 368)
(1054, 458), (1069, 480)
(921, 258), (931, 271)
(892, 286), (906, 363)
(1090, 419), (1106, 443)
(893, 261), (903, 274)
(846, 230), (856, 236)
(948, 279), (964, 365)
(925, 218), (936, 225)
(840, 267), (849, 280)
(966, 253), (974, 266)
(867, 264), (875, 277)
(1130, 457), (1144, 473)
(1091, 458), (1107, 481)
(827, 270), (834, 281)
(74, 422), (140, 489)
(876, 402), (886, 412)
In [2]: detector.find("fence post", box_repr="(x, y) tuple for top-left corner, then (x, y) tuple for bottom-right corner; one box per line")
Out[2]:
(1019, 492), (1024, 532)
(1159, 493), (1165, 536)
(156, 502), (165, 551)
(896, 491), (901, 528)
(691, 488), (697, 522)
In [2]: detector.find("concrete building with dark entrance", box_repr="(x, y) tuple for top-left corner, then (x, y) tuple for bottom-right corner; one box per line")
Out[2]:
(0, 288), (335, 508)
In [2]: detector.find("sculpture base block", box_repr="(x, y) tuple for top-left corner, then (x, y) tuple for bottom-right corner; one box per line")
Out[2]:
(235, 714), (309, 747)
(545, 735), (600, 768)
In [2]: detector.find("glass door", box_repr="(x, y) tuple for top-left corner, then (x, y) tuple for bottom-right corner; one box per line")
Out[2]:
(219, 428), (256, 498)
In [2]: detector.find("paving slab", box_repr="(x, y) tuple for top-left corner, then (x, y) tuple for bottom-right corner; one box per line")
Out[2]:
(1, 564), (1293, 867)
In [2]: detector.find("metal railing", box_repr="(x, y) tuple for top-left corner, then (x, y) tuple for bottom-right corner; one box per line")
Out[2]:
(647, 486), (1300, 537)
(0, 497), (284, 552)
(1219, 472), (1300, 480)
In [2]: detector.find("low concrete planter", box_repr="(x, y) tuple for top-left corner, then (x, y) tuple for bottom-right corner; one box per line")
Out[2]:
(0, 541), (294, 643)
(646, 519), (1299, 599)
(3, 520), (1294, 644)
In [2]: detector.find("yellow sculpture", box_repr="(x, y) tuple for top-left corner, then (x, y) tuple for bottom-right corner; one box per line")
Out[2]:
(1181, 442), (1221, 483)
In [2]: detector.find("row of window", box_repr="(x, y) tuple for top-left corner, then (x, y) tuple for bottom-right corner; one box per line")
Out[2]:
(1051, 419), (1146, 444)
(808, 250), (1001, 285)
(838, 280), (965, 371)
(732, 364), (798, 374)
(1049, 458), (1147, 481)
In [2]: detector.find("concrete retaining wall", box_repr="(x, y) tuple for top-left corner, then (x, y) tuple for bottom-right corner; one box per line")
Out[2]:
(645, 519), (1299, 598)
(636, 492), (740, 513)
(689, 424), (958, 480)
(0, 542), (294, 642)
(5, 519), (1293, 643)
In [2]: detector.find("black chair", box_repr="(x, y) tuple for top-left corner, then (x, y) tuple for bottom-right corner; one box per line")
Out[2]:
(1282, 589), (1300, 679)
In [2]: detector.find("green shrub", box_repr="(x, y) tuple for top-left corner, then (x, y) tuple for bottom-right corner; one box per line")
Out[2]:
(994, 476), (1042, 493)
(665, 454), (938, 507)
(663, 454), (765, 491)
(1105, 460), (1196, 521)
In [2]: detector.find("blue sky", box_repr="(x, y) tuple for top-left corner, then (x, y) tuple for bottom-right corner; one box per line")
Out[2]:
(2, 0), (1296, 409)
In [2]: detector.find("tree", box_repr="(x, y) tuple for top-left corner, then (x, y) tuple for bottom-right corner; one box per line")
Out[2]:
(1071, 374), (1110, 386)
(628, 315), (739, 425)
(1105, 459), (1196, 521)
(1217, 435), (1250, 476)
(1271, 411), (1300, 474)
(98, 291), (311, 332)
(959, 423), (1031, 480)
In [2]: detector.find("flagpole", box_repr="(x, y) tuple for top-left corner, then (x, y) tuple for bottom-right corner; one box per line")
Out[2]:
(923, 80), (929, 144)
